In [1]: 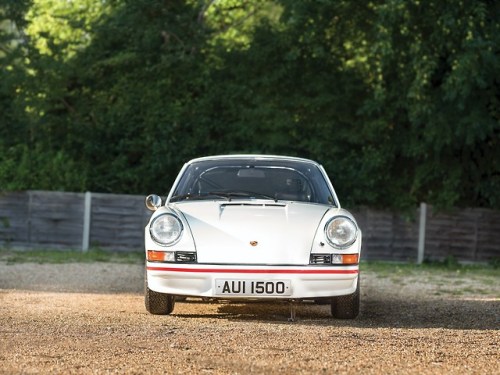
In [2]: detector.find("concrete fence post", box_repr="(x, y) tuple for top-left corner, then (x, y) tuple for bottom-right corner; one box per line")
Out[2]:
(27, 191), (33, 247)
(417, 202), (427, 264)
(82, 191), (92, 252)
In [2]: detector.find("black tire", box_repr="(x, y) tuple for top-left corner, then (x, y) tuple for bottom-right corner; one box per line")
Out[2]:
(330, 275), (360, 319)
(145, 275), (175, 315)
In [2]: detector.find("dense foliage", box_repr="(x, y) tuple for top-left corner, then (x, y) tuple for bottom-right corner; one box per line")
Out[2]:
(1, 0), (499, 209)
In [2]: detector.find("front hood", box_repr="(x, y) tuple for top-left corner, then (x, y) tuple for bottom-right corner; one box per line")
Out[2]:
(173, 201), (329, 265)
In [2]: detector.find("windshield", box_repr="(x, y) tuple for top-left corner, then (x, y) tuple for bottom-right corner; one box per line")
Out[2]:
(170, 158), (336, 205)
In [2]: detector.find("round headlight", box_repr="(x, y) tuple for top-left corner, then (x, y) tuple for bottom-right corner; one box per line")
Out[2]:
(325, 216), (357, 248)
(150, 214), (183, 246)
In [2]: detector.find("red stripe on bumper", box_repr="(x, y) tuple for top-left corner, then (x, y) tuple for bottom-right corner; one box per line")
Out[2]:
(147, 266), (358, 274)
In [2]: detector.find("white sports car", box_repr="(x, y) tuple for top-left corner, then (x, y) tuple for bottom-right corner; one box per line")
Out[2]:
(144, 155), (362, 319)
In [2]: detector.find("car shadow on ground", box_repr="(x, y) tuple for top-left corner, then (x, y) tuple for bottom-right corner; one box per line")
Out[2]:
(174, 296), (499, 330)
(355, 296), (499, 330)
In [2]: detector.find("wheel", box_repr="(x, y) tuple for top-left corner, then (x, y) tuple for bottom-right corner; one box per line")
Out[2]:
(330, 275), (360, 319)
(145, 275), (175, 315)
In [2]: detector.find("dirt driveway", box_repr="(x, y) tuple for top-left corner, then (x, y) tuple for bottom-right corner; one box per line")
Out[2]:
(0, 262), (498, 374)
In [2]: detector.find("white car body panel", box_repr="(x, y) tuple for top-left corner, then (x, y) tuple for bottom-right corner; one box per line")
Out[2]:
(146, 264), (358, 299)
(176, 200), (328, 264)
(145, 154), (362, 301)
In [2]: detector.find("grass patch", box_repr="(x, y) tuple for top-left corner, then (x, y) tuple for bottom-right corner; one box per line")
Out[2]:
(0, 248), (144, 265)
(361, 260), (500, 278)
(459, 287), (490, 295)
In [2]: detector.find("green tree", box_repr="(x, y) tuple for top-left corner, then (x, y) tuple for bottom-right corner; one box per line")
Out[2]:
(56, 0), (212, 193)
(1, 0), (498, 210)
(200, 0), (500, 209)
(0, 0), (30, 145)
(351, 0), (500, 208)
(0, 0), (103, 191)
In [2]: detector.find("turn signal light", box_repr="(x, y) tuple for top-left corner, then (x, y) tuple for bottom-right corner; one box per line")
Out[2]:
(342, 254), (359, 264)
(147, 250), (174, 262)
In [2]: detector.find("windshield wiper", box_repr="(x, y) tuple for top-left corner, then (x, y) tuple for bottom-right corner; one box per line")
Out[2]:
(208, 191), (277, 202)
(169, 193), (231, 202)
(170, 191), (278, 202)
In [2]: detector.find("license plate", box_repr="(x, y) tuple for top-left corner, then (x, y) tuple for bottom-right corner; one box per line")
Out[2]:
(215, 279), (292, 296)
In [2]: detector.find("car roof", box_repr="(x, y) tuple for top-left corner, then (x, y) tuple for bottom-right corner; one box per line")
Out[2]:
(186, 154), (321, 166)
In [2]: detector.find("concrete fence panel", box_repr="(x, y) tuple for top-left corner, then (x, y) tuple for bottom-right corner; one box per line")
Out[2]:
(1, 191), (499, 262)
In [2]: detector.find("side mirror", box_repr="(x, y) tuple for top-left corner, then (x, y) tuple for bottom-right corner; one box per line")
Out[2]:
(145, 194), (162, 211)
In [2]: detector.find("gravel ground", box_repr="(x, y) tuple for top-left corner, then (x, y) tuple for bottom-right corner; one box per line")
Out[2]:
(0, 262), (498, 374)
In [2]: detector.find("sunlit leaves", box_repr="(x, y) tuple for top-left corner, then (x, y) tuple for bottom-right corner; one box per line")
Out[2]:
(202, 0), (282, 50)
(25, 0), (111, 60)
(0, 0), (498, 209)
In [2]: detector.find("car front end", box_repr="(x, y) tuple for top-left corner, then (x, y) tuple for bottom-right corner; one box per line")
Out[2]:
(144, 155), (362, 318)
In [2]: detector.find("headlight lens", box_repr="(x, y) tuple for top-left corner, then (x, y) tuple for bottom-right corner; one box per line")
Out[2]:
(150, 214), (183, 246)
(325, 216), (357, 248)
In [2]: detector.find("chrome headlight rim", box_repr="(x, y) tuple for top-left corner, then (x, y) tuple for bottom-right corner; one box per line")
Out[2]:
(149, 213), (184, 246)
(324, 215), (358, 249)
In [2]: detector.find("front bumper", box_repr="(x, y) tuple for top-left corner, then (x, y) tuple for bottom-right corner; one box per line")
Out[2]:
(146, 263), (359, 299)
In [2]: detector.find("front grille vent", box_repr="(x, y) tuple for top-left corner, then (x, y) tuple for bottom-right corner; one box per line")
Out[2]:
(310, 254), (332, 264)
(220, 203), (286, 208)
(175, 251), (197, 263)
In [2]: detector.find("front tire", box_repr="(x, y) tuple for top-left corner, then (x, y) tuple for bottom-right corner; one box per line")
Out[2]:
(331, 275), (360, 319)
(145, 275), (175, 315)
